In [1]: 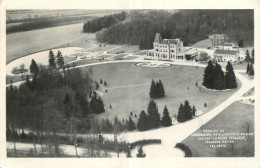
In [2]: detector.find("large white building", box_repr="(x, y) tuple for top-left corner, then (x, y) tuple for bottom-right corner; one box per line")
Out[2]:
(146, 33), (184, 61)
(213, 49), (239, 62)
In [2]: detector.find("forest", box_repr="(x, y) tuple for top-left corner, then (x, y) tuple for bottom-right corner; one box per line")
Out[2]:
(95, 10), (254, 49)
(83, 12), (127, 33)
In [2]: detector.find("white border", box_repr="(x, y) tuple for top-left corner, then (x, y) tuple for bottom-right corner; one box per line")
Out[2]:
(0, 0), (259, 167)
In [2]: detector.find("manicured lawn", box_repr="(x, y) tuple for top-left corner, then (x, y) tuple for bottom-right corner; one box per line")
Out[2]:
(64, 56), (77, 63)
(86, 62), (239, 123)
(95, 54), (115, 60)
(107, 45), (140, 54)
(182, 101), (254, 157)
(90, 44), (121, 53)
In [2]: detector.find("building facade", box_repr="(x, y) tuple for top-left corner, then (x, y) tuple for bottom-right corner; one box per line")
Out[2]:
(146, 33), (184, 61)
(213, 49), (239, 62)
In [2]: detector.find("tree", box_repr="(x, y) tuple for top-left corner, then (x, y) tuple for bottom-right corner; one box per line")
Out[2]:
(204, 102), (207, 107)
(214, 63), (225, 90)
(149, 79), (157, 98)
(63, 94), (73, 119)
(245, 50), (250, 62)
(246, 63), (250, 74)
(90, 92), (105, 114)
(225, 61), (237, 89)
(177, 100), (193, 122)
(161, 106), (172, 127)
(137, 110), (149, 131)
(147, 100), (160, 128)
(30, 59), (39, 76)
(136, 146), (146, 158)
(48, 49), (56, 68)
(251, 49), (254, 64)
(192, 106), (196, 116)
(157, 80), (165, 98)
(203, 60), (215, 89)
(127, 116), (136, 131)
(248, 63), (254, 76)
(100, 79), (103, 84)
(56, 51), (64, 68)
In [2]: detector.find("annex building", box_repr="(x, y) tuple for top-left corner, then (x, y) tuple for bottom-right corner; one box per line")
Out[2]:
(213, 49), (239, 62)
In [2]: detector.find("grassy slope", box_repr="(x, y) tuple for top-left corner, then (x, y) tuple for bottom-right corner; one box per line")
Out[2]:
(88, 62), (239, 123)
(182, 101), (254, 157)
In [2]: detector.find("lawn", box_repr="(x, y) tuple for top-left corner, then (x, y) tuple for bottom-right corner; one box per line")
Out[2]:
(64, 56), (77, 63)
(107, 45), (140, 54)
(112, 54), (128, 60)
(86, 62), (239, 123)
(181, 101), (254, 157)
(7, 23), (96, 64)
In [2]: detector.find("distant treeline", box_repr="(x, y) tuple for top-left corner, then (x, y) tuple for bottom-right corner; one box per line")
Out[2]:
(6, 16), (91, 34)
(83, 12), (127, 33)
(96, 10), (254, 49)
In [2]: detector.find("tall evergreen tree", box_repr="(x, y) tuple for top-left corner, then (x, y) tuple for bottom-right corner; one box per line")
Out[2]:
(149, 79), (157, 99)
(225, 62), (237, 89)
(203, 60), (215, 89)
(48, 49), (56, 68)
(183, 100), (193, 120)
(246, 62), (250, 74)
(177, 103), (185, 122)
(251, 49), (254, 64)
(157, 80), (165, 98)
(248, 63), (254, 76)
(214, 63), (225, 90)
(147, 100), (160, 128)
(56, 51), (64, 68)
(177, 101), (194, 122)
(30, 59), (39, 76)
(137, 110), (148, 131)
(245, 49), (250, 62)
(192, 106), (196, 116)
(127, 116), (136, 131)
(161, 106), (172, 127)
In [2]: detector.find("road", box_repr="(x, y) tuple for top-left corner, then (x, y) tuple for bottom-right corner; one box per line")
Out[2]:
(6, 54), (254, 157)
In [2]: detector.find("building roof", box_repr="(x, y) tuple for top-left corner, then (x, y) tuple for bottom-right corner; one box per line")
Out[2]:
(214, 49), (238, 55)
(160, 39), (181, 44)
(154, 33), (162, 43)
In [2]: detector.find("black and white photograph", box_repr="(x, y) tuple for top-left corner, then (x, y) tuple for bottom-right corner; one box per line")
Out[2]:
(0, 0), (259, 167)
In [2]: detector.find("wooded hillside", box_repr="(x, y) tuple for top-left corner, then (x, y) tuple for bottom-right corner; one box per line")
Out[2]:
(96, 10), (254, 49)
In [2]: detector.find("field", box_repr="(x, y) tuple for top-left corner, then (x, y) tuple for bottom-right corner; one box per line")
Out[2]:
(7, 10), (123, 21)
(88, 62), (239, 122)
(182, 101), (254, 157)
(6, 23), (96, 63)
